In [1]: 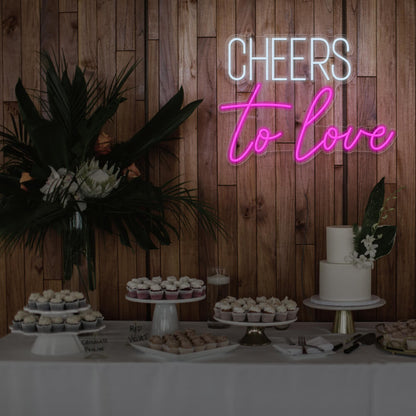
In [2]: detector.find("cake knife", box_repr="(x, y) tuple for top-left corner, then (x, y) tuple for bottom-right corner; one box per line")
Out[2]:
(344, 333), (376, 353)
(332, 333), (362, 351)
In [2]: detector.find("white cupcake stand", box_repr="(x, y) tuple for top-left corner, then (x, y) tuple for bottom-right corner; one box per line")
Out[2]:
(11, 305), (105, 356)
(303, 295), (385, 334)
(214, 317), (297, 346)
(125, 295), (206, 336)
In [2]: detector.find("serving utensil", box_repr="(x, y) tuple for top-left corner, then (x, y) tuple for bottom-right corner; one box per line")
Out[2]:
(344, 333), (376, 354)
(333, 333), (362, 351)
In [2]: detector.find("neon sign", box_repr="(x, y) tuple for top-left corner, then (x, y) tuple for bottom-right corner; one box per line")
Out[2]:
(219, 83), (396, 165)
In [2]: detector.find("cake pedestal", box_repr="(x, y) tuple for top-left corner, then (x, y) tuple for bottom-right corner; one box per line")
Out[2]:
(125, 295), (205, 336)
(214, 317), (297, 346)
(303, 296), (386, 334)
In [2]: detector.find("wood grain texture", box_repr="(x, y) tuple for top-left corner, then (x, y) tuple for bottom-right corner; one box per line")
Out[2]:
(0, 0), (415, 337)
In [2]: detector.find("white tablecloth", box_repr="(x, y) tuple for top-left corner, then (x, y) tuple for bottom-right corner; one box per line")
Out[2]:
(0, 321), (415, 416)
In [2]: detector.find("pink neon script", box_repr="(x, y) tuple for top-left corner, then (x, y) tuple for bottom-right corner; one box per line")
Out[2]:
(219, 83), (396, 164)
(219, 83), (292, 164)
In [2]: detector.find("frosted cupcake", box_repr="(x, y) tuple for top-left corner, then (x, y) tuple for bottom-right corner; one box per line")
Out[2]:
(220, 303), (232, 321)
(127, 281), (138, 298)
(247, 304), (261, 323)
(136, 283), (150, 299)
(81, 313), (97, 330)
(91, 310), (104, 325)
(179, 276), (191, 284)
(12, 311), (27, 330)
(72, 292), (87, 308)
(151, 276), (163, 284)
(49, 296), (65, 311)
(149, 284), (164, 300)
(214, 301), (223, 318)
(191, 280), (205, 298)
(43, 289), (55, 300)
(261, 304), (276, 323)
(166, 275), (178, 283)
(283, 298), (298, 320)
(36, 316), (52, 333)
(275, 304), (288, 321)
(36, 296), (50, 311)
(28, 293), (40, 309)
(179, 282), (193, 299)
(21, 315), (37, 332)
(64, 295), (79, 310)
(65, 315), (81, 331)
(165, 284), (179, 300)
(51, 316), (65, 332)
(232, 305), (246, 322)
(256, 296), (267, 304)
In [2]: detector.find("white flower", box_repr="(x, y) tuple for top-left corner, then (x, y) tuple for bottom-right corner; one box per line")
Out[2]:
(76, 159), (121, 199)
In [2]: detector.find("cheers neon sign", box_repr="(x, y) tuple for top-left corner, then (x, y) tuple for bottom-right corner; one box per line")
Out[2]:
(220, 36), (396, 164)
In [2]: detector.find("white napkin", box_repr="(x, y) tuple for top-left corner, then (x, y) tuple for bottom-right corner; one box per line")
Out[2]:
(273, 336), (334, 359)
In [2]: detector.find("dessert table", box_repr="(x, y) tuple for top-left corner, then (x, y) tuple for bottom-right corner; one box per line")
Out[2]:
(0, 321), (415, 416)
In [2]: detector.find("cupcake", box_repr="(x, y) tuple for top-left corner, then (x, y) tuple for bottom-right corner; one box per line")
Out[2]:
(166, 275), (178, 283)
(73, 292), (87, 308)
(136, 283), (150, 299)
(165, 284), (179, 300)
(65, 315), (82, 331)
(36, 296), (50, 311)
(275, 304), (288, 321)
(179, 282), (193, 299)
(149, 335), (163, 350)
(256, 296), (267, 304)
(220, 303), (233, 321)
(51, 316), (65, 332)
(81, 313), (98, 330)
(283, 298), (298, 320)
(49, 296), (65, 311)
(232, 305), (246, 322)
(21, 315), (37, 332)
(126, 281), (138, 298)
(43, 289), (55, 300)
(179, 276), (191, 284)
(60, 289), (71, 296)
(36, 316), (52, 333)
(151, 276), (163, 284)
(214, 302), (223, 318)
(149, 284), (164, 300)
(91, 310), (104, 325)
(12, 311), (27, 330)
(247, 304), (261, 323)
(64, 295), (79, 310)
(261, 304), (276, 323)
(28, 293), (40, 309)
(191, 280), (205, 298)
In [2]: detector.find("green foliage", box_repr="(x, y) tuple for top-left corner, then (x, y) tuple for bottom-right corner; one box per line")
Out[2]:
(0, 51), (222, 290)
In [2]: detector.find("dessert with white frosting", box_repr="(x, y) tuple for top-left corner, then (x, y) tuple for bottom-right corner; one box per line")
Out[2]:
(149, 283), (164, 300)
(36, 316), (52, 333)
(178, 282), (193, 299)
(36, 296), (50, 311)
(21, 315), (37, 332)
(64, 315), (82, 331)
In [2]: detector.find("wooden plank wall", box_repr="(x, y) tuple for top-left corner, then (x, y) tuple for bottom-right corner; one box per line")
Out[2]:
(0, 0), (415, 336)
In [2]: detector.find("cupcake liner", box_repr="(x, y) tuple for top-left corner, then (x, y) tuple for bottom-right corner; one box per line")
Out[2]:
(36, 302), (50, 311)
(27, 300), (37, 309)
(127, 290), (137, 298)
(261, 313), (275, 323)
(96, 317), (104, 326)
(165, 291), (179, 300)
(179, 289), (193, 299)
(220, 310), (232, 321)
(276, 311), (288, 322)
(49, 302), (65, 311)
(192, 288), (204, 298)
(36, 324), (52, 333)
(82, 320), (97, 330)
(64, 322), (81, 332)
(78, 299), (88, 308)
(286, 308), (299, 320)
(21, 323), (36, 333)
(150, 290), (164, 300)
(65, 300), (80, 310)
(52, 323), (65, 333)
(247, 312), (261, 323)
(136, 290), (150, 299)
(232, 312), (246, 322)
(214, 308), (222, 318)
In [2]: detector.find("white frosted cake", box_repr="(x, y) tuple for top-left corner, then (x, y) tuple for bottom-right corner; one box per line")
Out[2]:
(319, 226), (371, 302)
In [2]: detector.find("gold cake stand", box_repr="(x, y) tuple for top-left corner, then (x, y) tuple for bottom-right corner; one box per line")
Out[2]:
(303, 296), (386, 334)
(214, 317), (297, 346)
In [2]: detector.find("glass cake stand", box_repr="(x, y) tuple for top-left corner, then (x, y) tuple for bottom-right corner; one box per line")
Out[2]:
(303, 295), (386, 334)
(13, 304), (104, 356)
(214, 317), (297, 346)
(125, 295), (206, 336)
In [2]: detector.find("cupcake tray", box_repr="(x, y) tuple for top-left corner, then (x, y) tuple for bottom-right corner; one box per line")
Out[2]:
(10, 325), (105, 356)
(376, 335), (416, 358)
(214, 317), (297, 346)
(130, 340), (239, 361)
(23, 305), (91, 316)
(125, 295), (206, 336)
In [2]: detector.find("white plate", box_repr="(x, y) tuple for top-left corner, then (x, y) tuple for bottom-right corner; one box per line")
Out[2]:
(23, 305), (91, 316)
(130, 341), (239, 360)
(125, 295), (205, 304)
(309, 295), (381, 307)
(214, 316), (297, 327)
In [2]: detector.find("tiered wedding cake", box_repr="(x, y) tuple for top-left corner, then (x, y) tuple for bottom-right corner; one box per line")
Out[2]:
(319, 226), (371, 302)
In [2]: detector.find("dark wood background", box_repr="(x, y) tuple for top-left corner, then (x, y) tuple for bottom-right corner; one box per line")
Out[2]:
(0, 0), (415, 337)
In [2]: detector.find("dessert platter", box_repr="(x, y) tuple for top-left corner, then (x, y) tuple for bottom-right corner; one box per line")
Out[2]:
(304, 226), (386, 334)
(130, 328), (238, 361)
(376, 319), (416, 357)
(125, 275), (206, 336)
(213, 296), (299, 346)
(11, 290), (105, 356)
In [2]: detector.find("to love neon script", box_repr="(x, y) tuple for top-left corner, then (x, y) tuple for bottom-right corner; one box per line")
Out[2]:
(219, 83), (396, 164)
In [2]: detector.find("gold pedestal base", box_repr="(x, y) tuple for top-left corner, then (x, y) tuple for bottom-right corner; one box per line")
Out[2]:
(239, 327), (271, 346)
(332, 310), (355, 334)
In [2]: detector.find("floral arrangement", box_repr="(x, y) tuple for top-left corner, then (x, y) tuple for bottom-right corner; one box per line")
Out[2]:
(347, 177), (397, 268)
(0, 52), (220, 290)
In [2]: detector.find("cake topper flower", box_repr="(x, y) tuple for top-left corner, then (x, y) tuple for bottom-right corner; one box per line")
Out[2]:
(347, 177), (397, 268)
